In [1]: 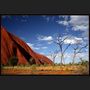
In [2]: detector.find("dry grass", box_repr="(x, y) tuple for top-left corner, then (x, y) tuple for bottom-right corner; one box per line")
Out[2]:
(1, 65), (89, 75)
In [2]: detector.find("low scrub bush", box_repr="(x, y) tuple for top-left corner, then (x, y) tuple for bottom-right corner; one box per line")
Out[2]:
(8, 56), (18, 66)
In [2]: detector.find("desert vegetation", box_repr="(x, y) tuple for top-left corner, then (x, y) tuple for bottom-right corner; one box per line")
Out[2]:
(8, 56), (18, 66)
(1, 60), (89, 75)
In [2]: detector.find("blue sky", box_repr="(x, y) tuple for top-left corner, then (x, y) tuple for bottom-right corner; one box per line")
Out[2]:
(1, 15), (89, 64)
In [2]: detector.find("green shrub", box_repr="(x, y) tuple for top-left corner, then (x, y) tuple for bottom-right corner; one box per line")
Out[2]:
(29, 58), (35, 64)
(79, 60), (89, 66)
(68, 62), (72, 65)
(31, 64), (37, 71)
(25, 63), (30, 67)
(8, 56), (18, 66)
(43, 63), (48, 66)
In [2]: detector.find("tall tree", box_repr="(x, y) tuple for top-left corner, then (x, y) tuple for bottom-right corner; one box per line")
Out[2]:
(54, 34), (71, 64)
(72, 42), (88, 64)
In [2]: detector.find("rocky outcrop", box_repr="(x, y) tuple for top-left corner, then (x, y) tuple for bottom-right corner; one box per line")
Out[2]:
(1, 27), (53, 65)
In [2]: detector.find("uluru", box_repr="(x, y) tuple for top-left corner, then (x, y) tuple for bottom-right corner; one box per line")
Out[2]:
(1, 27), (53, 66)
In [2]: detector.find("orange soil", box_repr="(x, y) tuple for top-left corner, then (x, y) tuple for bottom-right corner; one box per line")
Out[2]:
(1, 69), (83, 75)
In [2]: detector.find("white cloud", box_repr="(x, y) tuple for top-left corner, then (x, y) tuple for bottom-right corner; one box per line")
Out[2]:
(26, 43), (40, 50)
(70, 16), (89, 25)
(37, 35), (53, 45)
(69, 16), (89, 45)
(64, 36), (83, 44)
(34, 47), (40, 50)
(72, 25), (88, 31)
(47, 41), (53, 44)
(57, 35), (83, 44)
(59, 15), (69, 20)
(56, 20), (69, 26)
(57, 15), (69, 26)
(57, 15), (89, 32)
(82, 29), (89, 38)
(27, 43), (34, 48)
(41, 47), (47, 49)
(26, 42), (48, 50)
(37, 35), (53, 41)
(64, 39), (76, 44)
(69, 16), (89, 31)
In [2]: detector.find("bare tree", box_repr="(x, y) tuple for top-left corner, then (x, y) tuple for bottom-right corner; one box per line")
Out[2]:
(72, 43), (88, 64)
(50, 50), (58, 63)
(54, 34), (71, 64)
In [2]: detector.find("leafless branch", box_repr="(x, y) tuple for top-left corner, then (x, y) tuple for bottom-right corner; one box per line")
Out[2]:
(63, 43), (71, 54)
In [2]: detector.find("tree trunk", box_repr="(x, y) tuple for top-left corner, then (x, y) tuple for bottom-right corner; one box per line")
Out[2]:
(72, 54), (76, 64)
(61, 53), (64, 65)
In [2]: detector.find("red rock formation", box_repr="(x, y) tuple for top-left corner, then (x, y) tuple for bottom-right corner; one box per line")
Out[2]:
(1, 27), (53, 65)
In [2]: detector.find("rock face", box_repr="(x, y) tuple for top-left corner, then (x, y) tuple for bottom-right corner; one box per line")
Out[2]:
(1, 27), (53, 65)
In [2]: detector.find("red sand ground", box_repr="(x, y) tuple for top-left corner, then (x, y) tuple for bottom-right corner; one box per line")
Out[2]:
(1, 69), (84, 75)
